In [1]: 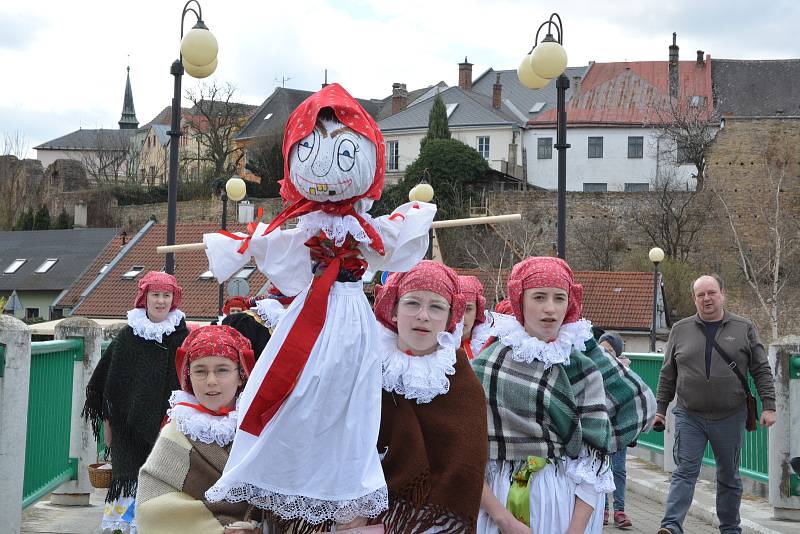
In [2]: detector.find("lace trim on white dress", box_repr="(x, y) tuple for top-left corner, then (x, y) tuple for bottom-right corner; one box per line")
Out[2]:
(377, 322), (463, 404)
(204, 483), (389, 524)
(167, 391), (238, 447)
(251, 299), (287, 329)
(564, 449), (616, 493)
(491, 314), (593, 369)
(127, 308), (185, 343)
(296, 210), (375, 247)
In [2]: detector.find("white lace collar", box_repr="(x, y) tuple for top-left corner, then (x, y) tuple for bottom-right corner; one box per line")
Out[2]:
(491, 313), (593, 368)
(296, 209), (375, 247)
(127, 308), (185, 343)
(378, 322), (463, 404)
(167, 390), (238, 446)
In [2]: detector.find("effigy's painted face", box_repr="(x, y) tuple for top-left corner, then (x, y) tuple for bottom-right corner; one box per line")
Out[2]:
(288, 116), (376, 203)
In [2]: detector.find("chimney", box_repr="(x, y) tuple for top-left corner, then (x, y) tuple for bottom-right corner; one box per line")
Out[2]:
(696, 50), (705, 67)
(492, 73), (502, 109)
(391, 83), (408, 114)
(669, 32), (679, 98)
(572, 75), (582, 94)
(73, 200), (87, 228)
(321, 69), (328, 89)
(458, 56), (473, 91)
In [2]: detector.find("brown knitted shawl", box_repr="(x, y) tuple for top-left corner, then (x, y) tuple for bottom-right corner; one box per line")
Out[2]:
(377, 349), (488, 534)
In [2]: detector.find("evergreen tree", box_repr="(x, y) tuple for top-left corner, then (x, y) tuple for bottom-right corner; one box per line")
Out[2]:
(54, 209), (72, 229)
(33, 205), (51, 230)
(15, 208), (34, 230)
(420, 94), (451, 149)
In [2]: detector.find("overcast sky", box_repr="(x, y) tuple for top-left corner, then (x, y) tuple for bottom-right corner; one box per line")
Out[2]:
(2, 0), (797, 156)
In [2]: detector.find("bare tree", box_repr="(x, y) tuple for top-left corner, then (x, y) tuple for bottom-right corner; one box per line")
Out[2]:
(572, 216), (626, 271)
(651, 96), (719, 191)
(713, 138), (799, 340)
(2, 131), (30, 158)
(184, 81), (253, 179)
(79, 130), (135, 184)
(630, 168), (709, 262)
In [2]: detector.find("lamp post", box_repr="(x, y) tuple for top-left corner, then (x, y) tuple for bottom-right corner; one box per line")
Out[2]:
(648, 247), (665, 352)
(518, 13), (569, 259)
(217, 176), (247, 317)
(409, 168), (434, 259)
(165, 0), (218, 274)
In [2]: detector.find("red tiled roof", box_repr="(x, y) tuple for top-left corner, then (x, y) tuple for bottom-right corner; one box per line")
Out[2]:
(529, 60), (714, 126)
(574, 271), (655, 331)
(56, 232), (128, 308)
(73, 223), (268, 320)
(456, 268), (655, 331)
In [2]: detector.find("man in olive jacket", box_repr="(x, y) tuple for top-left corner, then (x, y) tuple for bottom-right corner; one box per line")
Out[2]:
(656, 274), (776, 534)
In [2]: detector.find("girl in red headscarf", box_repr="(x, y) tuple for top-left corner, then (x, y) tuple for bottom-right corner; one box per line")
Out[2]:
(373, 261), (488, 533)
(458, 275), (489, 359)
(472, 257), (613, 534)
(137, 325), (258, 534)
(202, 84), (436, 530)
(83, 271), (189, 534)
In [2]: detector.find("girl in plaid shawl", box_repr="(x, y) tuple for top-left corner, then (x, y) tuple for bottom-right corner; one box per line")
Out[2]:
(472, 257), (613, 534)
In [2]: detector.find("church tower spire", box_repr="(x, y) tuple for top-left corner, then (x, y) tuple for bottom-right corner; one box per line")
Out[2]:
(118, 65), (139, 129)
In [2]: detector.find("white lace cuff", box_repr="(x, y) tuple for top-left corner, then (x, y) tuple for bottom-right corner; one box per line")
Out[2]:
(251, 299), (287, 329)
(492, 314), (593, 368)
(127, 308), (185, 343)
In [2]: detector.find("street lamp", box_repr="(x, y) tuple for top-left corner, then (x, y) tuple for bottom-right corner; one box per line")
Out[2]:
(409, 169), (434, 259)
(648, 247), (665, 352)
(218, 176), (247, 316)
(518, 13), (570, 259)
(165, 1), (218, 274)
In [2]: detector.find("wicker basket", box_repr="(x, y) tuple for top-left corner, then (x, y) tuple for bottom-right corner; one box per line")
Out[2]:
(88, 463), (112, 489)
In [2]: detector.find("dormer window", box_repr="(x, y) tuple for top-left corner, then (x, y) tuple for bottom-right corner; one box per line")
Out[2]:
(263, 113), (273, 121)
(199, 270), (214, 279)
(122, 266), (145, 279)
(34, 259), (58, 274)
(530, 102), (545, 113)
(4, 259), (26, 274)
(234, 267), (255, 279)
(689, 95), (705, 107)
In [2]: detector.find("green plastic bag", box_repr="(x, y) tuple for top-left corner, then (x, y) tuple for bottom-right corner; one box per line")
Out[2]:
(506, 456), (548, 527)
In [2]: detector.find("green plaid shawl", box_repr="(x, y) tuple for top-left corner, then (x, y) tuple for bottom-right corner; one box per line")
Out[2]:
(583, 339), (657, 452)
(472, 340), (611, 461)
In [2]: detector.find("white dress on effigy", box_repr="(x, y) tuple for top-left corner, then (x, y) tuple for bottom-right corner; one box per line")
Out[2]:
(202, 201), (435, 524)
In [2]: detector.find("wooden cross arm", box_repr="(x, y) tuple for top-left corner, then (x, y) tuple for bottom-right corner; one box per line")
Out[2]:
(155, 213), (522, 254)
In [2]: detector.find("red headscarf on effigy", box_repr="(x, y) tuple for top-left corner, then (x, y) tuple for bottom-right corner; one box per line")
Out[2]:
(506, 256), (583, 327)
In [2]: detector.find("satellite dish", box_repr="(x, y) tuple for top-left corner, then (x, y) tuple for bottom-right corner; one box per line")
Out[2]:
(227, 278), (250, 297)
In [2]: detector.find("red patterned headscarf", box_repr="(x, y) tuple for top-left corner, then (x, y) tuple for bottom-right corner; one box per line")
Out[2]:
(507, 257), (583, 326)
(495, 299), (513, 315)
(134, 271), (182, 311)
(223, 297), (250, 316)
(459, 275), (486, 325)
(279, 83), (384, 207)
(175, 325), (256, 395)
(373, 260), (465, 333)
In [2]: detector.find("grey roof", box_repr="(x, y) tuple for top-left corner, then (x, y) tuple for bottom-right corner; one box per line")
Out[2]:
(34, 128), (137, 151)
(236, 87), (383, 142)
(187, 99), (259, 118)
(0, 228), (120, 291)
(374, 82), (448, 120)
(712, 59), (800, 117)
(472, 66), (589, 122)
(150, 124), (170, 146)
(377, 86), (518, 132)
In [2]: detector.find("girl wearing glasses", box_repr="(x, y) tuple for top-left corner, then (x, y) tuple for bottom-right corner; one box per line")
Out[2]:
(137, 325), (260, 533)
(372, 261), (488, 533)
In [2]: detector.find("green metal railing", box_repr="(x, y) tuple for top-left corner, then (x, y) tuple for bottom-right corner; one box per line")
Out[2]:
(627, 352), (769, 483)
(23, 339), (83, 508)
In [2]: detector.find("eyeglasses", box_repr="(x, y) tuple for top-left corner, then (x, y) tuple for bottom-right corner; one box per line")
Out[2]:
(189, 367), (238, 380)
(397, 298), (450, 321)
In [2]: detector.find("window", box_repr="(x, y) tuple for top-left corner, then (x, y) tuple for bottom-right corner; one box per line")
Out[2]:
(627, 136), (644, 158)
(34, 258), (58, 274)
(689, 95), (705, 107)
(122, 266), (145, 279)
(4, 259), (26, 274)
(262, 113), (273, 121)
(445, 103), (458, 118)
(583, 183), (607, 192)
(588, 137), (603, 158)
(51, 308), (64, 320)
(199, 270), (214, 280)
(99, 264), (110, 274)
(537, 137), (553, 159)
(234, 267), (255, 279)
(26, 308), (40, 320)
(677, 141), (690, 165)
(624, 182), (650, 192)
(386, 141), (399, 171)
(530, 102), (546, 113)
(477, 136), (490, 160)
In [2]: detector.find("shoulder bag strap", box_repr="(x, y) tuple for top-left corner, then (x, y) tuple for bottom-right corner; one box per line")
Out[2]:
(700, 324), (750, 395)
